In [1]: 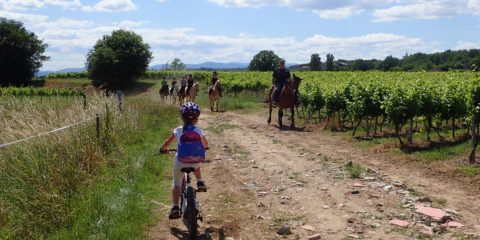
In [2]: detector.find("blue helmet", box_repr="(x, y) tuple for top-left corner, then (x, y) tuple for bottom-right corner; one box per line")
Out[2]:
(180, 102), (201, 119)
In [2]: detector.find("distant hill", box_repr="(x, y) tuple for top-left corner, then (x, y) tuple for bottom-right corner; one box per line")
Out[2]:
(36, 67), (86, 77)
(150, 62), (249, 70)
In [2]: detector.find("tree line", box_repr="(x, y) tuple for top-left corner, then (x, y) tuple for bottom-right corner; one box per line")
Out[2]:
(2, 17), (480, 90)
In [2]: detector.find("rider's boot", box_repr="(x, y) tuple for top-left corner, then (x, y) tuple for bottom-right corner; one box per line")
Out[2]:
(196, 180), (207, 192)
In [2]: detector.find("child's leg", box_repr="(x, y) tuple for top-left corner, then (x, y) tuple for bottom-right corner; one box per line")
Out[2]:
(194, 167), (202, 181)
(172, 186), (180, 205)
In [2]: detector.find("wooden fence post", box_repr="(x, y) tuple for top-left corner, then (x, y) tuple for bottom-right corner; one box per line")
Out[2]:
(96, 113), (100, 141)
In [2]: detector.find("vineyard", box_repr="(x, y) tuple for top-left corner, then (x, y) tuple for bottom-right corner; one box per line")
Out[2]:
(34, 70), (480, 159)
(0, 87), (84, 97)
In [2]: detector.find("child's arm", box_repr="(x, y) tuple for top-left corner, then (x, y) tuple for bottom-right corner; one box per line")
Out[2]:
(201, 136), (209, 149)
(159, 133), (175, 152)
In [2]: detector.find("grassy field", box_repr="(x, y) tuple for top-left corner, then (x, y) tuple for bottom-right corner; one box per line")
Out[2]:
(0, 85), (180, 239)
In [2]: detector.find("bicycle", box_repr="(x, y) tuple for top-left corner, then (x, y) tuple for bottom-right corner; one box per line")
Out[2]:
(160, 149), (205, 239)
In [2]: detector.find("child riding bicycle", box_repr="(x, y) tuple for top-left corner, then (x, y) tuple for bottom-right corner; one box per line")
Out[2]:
(159, 102), (209, 219)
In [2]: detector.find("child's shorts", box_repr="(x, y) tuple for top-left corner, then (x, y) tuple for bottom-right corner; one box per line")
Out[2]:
(172, 159), (201, 188)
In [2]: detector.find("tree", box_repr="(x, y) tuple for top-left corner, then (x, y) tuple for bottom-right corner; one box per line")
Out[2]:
(326, 53), (334, 71)
(309, 53), (321, 71)
(249, 50), (280, 71)
(86, 29), (153, 90)
(0, 18), (49, 86)
(170, 58), (185, 71)
(381, 55), (400, 71)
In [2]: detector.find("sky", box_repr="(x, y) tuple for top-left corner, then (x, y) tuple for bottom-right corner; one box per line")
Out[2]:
(2, 0), (480, 71)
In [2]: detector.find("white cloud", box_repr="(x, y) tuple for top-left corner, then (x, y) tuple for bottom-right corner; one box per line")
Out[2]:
(208, 0), (480, 21)
(0, 10), (49, 23)
(0, 0), (44, 11)
(454, 41), (480, 50)
(35, 19), (430, 69)
(373, 1), (469, 22)
(93, 0), (136, 12)
(0, 0), (137, 12)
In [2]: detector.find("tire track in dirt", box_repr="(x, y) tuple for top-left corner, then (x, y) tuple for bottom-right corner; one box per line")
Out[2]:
(147, 109), (479, 239)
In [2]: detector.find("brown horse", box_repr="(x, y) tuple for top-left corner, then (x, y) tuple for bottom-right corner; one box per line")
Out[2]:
(267, 74), (302, 128)
(159, 85), (169, 101)
(186, 82), (199, 103)
(209, 80), (221, 111)
(178, 85), (187, 105)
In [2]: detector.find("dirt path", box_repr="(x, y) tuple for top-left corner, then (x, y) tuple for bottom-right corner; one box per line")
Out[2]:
(147, 108), (480, 240)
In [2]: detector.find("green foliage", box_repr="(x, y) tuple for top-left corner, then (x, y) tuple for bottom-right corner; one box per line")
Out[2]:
(309, 53), (321, 71)
(345, 161), (364, 178)
(169, 58), (185, 71)
(86, 29), (153, 90)
(0, 87), (84, 97)
(0, 18), (49, 86)
(326, 53), (334, 71)
(249, 50), (281, 71)
(382, 55), (401, 71)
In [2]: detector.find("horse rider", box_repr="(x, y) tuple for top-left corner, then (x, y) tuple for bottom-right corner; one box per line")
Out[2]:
(180, 76), (187, 93)
(209, 71), (223, 97)
(272, 59), (291, 107)
(161, 77), (169, 92)
(186, 74), (194, 94)
(170, 77), (177, 94)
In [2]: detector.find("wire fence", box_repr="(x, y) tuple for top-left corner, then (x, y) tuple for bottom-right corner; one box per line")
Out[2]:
(0, 114), (100, 149)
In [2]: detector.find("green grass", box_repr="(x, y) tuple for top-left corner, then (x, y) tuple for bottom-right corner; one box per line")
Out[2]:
(206, 122), (237, 135)
(195, 91), (265, 112)
(412, 142), (470, 161)
(459, 165), (480, 176)
(345, 161), (364, 178)
(0, 94), (180, 239)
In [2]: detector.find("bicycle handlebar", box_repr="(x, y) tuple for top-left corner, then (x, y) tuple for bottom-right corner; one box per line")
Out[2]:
(159, 147), (209, 154)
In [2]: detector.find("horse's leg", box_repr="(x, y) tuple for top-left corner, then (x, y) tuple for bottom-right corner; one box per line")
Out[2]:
(216, 98), (219, 112)
(290, 106), (295, 128)
(268, 90), (273, 125)
(210, 96), (214, 111)
(278, 108), (283, 127)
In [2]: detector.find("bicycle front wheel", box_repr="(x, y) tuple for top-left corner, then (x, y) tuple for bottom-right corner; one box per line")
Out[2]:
(186, 187), (198, 239)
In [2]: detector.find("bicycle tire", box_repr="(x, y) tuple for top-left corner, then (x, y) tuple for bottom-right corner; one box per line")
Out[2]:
(186, 186), (198, 239)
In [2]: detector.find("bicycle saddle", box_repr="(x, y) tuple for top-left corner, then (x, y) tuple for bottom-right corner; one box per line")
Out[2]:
(181, 167), (195, 173)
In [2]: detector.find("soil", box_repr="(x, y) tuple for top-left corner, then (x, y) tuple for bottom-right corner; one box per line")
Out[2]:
(146, 108), (480, 240)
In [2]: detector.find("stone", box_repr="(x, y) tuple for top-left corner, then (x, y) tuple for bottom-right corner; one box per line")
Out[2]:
(322, 205), (330, 209)
(307, 234), (321, 240)
(301, 225), (316, 231)
(353, 183), (365, 188)
(351, 190), (360, 194)
(257, 202), (265, 207)
(257, 191), (268, 197)
(417, 196), (432, 203)
(383, 185), (393, 191)
(420, 225), (434, 235)
(225, 237), (235, 240)
(433, 225), (447, 234)
(364, 176), (376, 181)
(444, 209), (460, 216)
(415, 206), (447, 222)
(442, 221), (464, 228)
(389, 219), (409, 227)
(392, 181), (404, 187)
(277, 224), (292, 235)
(256, 215), (266, 220)
(347, 234), (360, 239)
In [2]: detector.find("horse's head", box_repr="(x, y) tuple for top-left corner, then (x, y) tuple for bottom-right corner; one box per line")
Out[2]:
(292, 74), (302, 90)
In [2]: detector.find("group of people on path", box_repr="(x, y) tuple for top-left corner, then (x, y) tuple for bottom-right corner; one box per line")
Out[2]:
(158, 58), (298, 220)
(160, 71), (223, 98)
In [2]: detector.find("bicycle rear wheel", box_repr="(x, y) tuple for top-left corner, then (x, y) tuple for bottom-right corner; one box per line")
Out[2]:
(186, 186), (198, 239)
